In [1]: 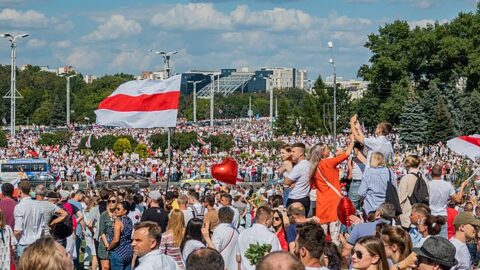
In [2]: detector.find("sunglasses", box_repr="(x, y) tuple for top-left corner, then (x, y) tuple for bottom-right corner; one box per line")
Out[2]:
(115, 208), (123, 211)
(351, 249), (366, 260)
(108, 200), (117, 204)
(273, 217), (281, 221)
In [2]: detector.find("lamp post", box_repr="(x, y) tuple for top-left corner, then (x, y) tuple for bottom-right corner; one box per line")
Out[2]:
(66, 74), (77, 126)
(1, 33), (28, 137)
(209, 74), (217, 127)
(149, 50), (178, 78)
(187, 79), (204, 123)
(328, 41), (337, 150)
(149, 49), (178, 185)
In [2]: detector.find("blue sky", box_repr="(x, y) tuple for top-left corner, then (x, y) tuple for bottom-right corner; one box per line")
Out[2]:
(0, 0), (477, 81)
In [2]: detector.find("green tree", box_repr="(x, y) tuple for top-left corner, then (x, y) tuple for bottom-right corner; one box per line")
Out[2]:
(134, 143), (149, 158)
(429, 97), (456, 143)
(0, 129), (7, 147)
(275, 98), (296, 135)
(113, 138), (132, 155)
(461, 90), (480, 134)
(399, 96), (428, 145)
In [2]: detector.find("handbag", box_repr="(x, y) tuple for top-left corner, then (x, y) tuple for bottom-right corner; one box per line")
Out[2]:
(316, 168), (355, 226)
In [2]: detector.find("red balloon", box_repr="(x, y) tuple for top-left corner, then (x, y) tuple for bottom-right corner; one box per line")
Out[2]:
(337, 196), (356, 227)
(211, 157), (238, 185)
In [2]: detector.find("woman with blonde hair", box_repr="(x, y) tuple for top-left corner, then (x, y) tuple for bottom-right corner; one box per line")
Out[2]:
(351, 236), (389, 270)
(0, 209), (16, 270)
(160, 209), (186, 269)
(18, 236), (73, 270)
(359, 152), (397, 216)
(380, 225), (413, 270)
(312, 136), (355, 245)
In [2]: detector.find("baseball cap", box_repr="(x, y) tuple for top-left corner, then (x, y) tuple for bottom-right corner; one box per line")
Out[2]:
(453, 212), (480, 227)
(148, 190), (162, 201)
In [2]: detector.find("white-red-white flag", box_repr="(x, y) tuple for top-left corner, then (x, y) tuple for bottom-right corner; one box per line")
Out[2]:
(95, 75), (181, 128)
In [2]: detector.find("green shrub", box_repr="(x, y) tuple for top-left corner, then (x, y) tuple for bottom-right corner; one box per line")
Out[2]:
(37, 131), (72, 146)
(134, 143), (149, 158)
(113, 138), (132, 155)
(207, 134), (234, 152)
(149, 131), (199, 151)
(78, 134), (138, 152)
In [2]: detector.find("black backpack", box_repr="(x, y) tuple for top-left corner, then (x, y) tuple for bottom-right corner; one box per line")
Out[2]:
(408, 172), (430, 205)
(385, 169), (402, 216)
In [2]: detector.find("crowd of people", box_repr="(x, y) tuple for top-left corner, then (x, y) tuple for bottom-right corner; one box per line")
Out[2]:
(0, 115), (479, 270)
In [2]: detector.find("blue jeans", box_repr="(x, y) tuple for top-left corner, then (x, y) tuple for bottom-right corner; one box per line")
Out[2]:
(348, 180), (362, 210)
(283, 188), (290, 207)
(109, 251), (131, 270)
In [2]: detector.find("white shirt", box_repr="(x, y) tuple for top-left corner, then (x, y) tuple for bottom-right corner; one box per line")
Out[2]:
(14, 197), (45, 246)
(182, 240), (205, 261)
(229, 205), (240, 229)
(287, 160), (311, 199)
(135, 249), (180, 270)
(429, 179), (455, 216)
(181, 209), (194, 227)
(212, 223), (240, 270)
(237, 223), (281, 270)
(364, 136), (393, 166)
(450, 238), (470, 270)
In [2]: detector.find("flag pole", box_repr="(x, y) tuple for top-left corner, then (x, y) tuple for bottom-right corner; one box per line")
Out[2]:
(166, 127), (171, 190)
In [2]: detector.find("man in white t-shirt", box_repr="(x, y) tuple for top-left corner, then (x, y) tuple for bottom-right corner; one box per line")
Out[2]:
(350, 114), (393, 166)
(450, 212), (480, 270)
(284, 143), (311, 215)
(237, 206), (281, 270)
(428, 164), (467, 238)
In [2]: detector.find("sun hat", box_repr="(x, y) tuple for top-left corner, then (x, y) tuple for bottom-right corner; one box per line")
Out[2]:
(412, 236), (457, 267)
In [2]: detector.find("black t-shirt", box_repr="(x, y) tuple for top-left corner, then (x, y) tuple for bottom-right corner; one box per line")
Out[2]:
(141, 207), (169, 233)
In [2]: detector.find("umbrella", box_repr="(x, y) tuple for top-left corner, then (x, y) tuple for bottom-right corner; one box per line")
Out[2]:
(447, 134), (480, 161)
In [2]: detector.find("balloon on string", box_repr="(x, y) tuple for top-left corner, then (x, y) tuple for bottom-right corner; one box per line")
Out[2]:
(211, 157), (238, 185)
(337, 196), (356, 227)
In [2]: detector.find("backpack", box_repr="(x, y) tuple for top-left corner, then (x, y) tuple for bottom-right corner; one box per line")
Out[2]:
(385, 169), (402, 216)
(408, 173), (430, 205)
(189, 205), (205, 220)
(52, 203), (74, 239)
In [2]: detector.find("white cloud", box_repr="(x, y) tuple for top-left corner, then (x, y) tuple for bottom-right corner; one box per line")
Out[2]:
(391, 0), (441, 9)
(65, 47), (100, 70)
(151, 3), (231, 30)
(408, 19), (448, 28)
(26, 38), (46, 48)
(332, 31), (367, 46)
(109, 49), (151, 70)
(53, 19), (74, 32)
(55, 40), (71, 48)
(230, 5), (313, 31)
(0, 8), (49, 27)
(83, 14), (141, 41)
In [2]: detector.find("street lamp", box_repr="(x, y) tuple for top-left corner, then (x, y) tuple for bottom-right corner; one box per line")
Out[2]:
(66, 74), (77, 126)
(149, 49), (178, 78)
(1, 33), (29, 137)
(209, 74), (217, 127)
(187, 79), (204, 123)
(328, 40), (337, 150)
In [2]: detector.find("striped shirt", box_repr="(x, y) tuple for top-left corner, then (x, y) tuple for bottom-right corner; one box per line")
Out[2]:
(358, 167), (396, 214)
(159, 231), (185, 269)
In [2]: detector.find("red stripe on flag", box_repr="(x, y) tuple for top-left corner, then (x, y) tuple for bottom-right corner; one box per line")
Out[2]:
(98, 91), (180, 112)
(459, 136), (480, 147)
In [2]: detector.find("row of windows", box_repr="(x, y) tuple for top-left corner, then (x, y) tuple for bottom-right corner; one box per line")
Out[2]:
(0, 163), (48, 173)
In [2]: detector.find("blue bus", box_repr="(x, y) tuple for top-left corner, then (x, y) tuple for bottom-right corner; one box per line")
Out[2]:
(0, 159), (50, 183)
